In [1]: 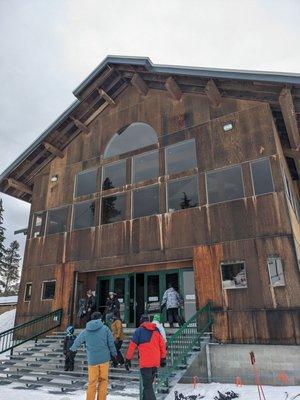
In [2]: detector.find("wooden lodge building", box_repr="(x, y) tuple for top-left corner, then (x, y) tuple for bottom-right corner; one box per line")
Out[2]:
(0, 56), (299, 344)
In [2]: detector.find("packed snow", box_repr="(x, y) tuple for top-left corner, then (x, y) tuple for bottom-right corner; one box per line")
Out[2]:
(0, 308), (16, 333)
(0, 296), (18, 304)
(0, 382), (299, 399)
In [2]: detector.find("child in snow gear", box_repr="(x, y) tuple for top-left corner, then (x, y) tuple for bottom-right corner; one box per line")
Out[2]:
(63, 325), (76, 371)
(70, 311), (117, 400)
(111, 312), (125, 365)
(152, 314), (167, 342)
(161, 284), (183, 328)
(125, 314), (167, 400)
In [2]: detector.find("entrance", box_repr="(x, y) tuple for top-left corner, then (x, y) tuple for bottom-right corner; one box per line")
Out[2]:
(96, 268), (196, 326)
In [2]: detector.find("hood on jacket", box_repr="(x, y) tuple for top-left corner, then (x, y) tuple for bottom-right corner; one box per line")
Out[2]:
(140, 322), (157, 331)
(86, 319), (104, 331)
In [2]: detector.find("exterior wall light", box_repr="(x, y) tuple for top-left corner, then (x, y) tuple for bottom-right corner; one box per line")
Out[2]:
(223, 122), (234, 132)
(50, 175), (59, 182)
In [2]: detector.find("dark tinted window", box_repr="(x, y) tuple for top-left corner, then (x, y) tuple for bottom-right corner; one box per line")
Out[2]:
(165, 140), (197, 175)
(207, 165), (244, 204)
(73, 200), (96, 230)
(46, 207), (69, 235)
(102, 160), (126, 190)
(251, 158), (274, 195)
(133, 185), (159, 219)
(133, 150), (159, 183)
(101, 193), (126, 224)
(104, 123), (158, 158)
(167, 176), (199, 212)
(24, 283), (32, 301)
(42, 281), (56, 300)
(32, 212), (46, 238)
(75, 168), (98, 197)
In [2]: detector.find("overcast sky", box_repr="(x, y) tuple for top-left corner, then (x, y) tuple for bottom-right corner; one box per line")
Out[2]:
(0, 0), (300, 259)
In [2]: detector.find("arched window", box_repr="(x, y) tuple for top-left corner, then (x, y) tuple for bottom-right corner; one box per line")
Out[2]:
(104, 122), (158, 158)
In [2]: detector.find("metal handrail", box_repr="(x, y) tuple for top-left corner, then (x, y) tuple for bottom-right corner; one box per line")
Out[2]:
(139, 302), (213, 399)
(0, 308), (63, 354)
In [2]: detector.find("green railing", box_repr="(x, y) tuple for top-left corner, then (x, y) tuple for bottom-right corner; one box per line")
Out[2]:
(0, 308), (63, 354)
(139, 302), (212, 399)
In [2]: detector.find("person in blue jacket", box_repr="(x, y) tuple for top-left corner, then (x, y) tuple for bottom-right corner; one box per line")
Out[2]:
(70, 311), (117, 400)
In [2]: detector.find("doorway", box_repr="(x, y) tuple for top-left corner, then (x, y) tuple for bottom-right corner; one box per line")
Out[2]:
(96, 268), (195, 326)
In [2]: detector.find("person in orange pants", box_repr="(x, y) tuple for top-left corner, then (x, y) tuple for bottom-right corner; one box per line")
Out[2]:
(70, 311), (117, 400)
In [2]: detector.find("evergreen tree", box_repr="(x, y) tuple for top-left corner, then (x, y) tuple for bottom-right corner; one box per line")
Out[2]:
(180, 192), (197, 209)
(0, 240), (21, 295)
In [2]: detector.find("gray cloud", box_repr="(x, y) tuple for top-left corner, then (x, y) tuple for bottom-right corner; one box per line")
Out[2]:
(0, 0), (299, 260)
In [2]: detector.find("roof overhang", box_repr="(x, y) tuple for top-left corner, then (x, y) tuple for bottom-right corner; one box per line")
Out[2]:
(1, 55), (300, 202)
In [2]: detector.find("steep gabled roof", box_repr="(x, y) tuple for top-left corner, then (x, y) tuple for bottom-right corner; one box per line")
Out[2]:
(1, 55), (300, 203)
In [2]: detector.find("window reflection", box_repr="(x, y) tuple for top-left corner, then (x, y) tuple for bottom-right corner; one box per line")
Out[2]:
(75, 168), (98, 197)
(133, 185), (159, 219)
(101, 193), (126, 224)
(165, 139), (197, 175)
(251, 158), (274, 195)
(104, 123), (158, 158)
(46, 207), (69, 235)
(73, 200), (96, 230)
(132, 150), (159, 183)
(102, 160), (126, 190)
(167, 176), (199, 212)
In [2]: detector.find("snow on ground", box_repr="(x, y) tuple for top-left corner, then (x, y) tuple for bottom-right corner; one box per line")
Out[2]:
(0, 382), (299, 400)
(0, 296), (18, 304)
(0, 308), (16, 359)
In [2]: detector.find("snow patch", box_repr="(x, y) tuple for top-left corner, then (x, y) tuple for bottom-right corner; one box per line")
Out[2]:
(0, 308), (16, 333)
(0, 296), (18, 304)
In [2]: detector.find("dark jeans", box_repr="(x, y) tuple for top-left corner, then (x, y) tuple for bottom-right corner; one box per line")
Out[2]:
(64, 351), (75, 371)
(141, 367), (157, 400)
(167, 308), (182, 328)
(115, 340), (124, 365)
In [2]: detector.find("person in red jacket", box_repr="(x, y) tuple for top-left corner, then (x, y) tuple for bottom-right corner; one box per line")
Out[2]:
(125, 314), (167, 400)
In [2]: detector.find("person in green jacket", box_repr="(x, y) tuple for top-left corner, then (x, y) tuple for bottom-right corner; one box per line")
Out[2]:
(70, 311), (117, 400)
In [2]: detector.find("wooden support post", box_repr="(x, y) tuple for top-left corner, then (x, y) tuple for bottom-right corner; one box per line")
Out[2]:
(98, 88), (116, 107)
(43, 141), (64, 158)
(205, 79), (222, 107)
(7, 178), (33, 195)
(165, 76), (182, 101)
(279, 88), (300, 150)
(71, 117), (90, 135)
(131, 73), (148, 96)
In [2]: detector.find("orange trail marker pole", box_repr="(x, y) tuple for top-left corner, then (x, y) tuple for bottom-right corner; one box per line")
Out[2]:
(235, 376), (243, 387)
(250, 351), (267, 400)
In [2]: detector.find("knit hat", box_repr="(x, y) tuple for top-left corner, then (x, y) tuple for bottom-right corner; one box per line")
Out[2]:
(153, 314), (161, 323)
(140, 314), (151, 324)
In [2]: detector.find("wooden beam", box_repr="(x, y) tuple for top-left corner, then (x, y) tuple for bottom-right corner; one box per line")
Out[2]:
(7, 178), (33, 195)
(165, 77), (182, 101)
(131, 73), (148, 96)
(284, 147), (300, 178)
(205, 79), (222, 107)
(98, 88), (116, 106)
(71, 117), (90, 135)
(43, 141), (64, 158)
(279, 88), (300, 150)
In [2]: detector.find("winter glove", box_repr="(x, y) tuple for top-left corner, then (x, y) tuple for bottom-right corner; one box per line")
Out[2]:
(160, 358), (166, 367)
(125, 359), (131, 371)
(111, 356), (118, 368)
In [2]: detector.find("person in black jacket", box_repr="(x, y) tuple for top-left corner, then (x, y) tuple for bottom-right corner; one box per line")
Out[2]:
(105, 292), (120, 326)
(86, 290), (97, 320)
(63, 325), (77, 371)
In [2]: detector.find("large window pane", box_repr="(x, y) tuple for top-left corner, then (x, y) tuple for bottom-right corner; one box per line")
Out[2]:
(73, 200), (96, 230)
(75, 168), (98, 197)
(101, 193), (126, 224)
(104, 123), (158, 158)
(133, 185), (159, 219)
(165, 140), (197, 175)
(32, 211), (46, 238)
(167, 176), (199, 212)
(251, 158), (274, 195)
(46, 206), (69, 235)
(207, 165), (244, 204)
(102, 160), (126, 190)
(42, 281), (56, 300)
(133, 150), (159, 183)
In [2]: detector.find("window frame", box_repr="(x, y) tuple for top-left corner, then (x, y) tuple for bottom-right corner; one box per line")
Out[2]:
(205, 164), (245, 205)
(131, 149), (160, 184)
(220, 260), (248, 290)
(101, 191), (127, 226)
(267, 256), (285, 287)
(72, 199), (97, 231)
(165, 139), (197, 176)
(166, 175), (199, 213)
(250, 157), (274, 197)
(132, 183), (160, 220)
(74, 167), (98, 198)
(101, 159), (127, 191)
(41, 280), (56, 301)
(24, 282), (32, 302)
